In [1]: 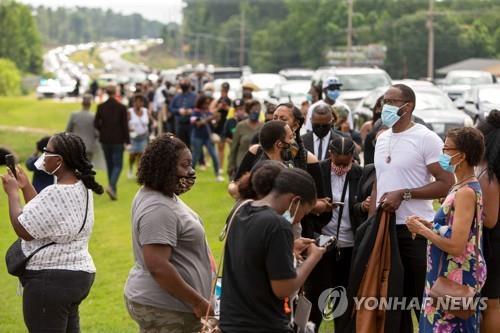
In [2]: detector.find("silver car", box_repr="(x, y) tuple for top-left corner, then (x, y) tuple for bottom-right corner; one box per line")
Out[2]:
(458, 84), (500, 123)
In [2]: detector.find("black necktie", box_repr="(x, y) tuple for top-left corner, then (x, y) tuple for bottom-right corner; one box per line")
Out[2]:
(318, 137), (323, 160)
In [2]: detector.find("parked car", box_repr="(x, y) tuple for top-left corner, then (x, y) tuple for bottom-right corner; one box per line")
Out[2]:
(36, 79), (73, 99)
(312, 67), (392, 110)
(456, 84), (500, 122)
(269, 80), (311, 107)
(354, 81), (473, 138)
(279, 68), (314, 81)
(440, 70), (497, 101)
(247, 73), (284, 101)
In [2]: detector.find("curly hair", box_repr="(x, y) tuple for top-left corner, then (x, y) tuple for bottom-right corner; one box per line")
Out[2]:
(476, 110), (500, 181)
(51, 133), (103, 194)
(446, 127), (484, 167)
(137, 134), (187, 197)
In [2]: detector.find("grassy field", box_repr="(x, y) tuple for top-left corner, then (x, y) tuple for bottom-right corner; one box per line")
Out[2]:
(69, 49), (104, 69)
(0, 96), (237, 332)
(122, 45), (187, 69)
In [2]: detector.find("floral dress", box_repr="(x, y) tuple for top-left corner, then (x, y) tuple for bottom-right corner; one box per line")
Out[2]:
(419, 181), (487, 333)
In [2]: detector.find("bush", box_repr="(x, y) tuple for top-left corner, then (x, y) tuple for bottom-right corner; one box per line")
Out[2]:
(0, 59), (21, 96)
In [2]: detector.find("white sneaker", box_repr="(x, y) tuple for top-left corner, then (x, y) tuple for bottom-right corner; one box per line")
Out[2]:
(216, 175), (225, 182)
(199, 165), (207, 171)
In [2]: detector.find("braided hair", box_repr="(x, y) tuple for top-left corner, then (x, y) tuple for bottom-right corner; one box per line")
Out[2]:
(329, 136), (356, 156)
(276, 102), (308, 170)
(477, 110), (500, 181)
(51, 133), (104, 194)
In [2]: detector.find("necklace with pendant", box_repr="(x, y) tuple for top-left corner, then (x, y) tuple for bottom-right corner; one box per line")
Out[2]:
(385, 133), (401, 163)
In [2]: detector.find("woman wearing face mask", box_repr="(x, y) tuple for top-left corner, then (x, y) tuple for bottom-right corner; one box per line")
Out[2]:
(304, 136), (364, 331)
(227, 100), (263, 179)
(220, 168), (325, 333)
(124, 134), (213, 333)
(1, 133), (103, 332)
(406, 127), (486, 333)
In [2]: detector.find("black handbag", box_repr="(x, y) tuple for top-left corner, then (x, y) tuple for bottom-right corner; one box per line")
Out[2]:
(5, 189), (89, 277)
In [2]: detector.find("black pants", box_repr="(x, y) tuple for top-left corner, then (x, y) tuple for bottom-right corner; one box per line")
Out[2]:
(396, 225), (427, 333)
(175, 121), (192, 147)
(21, 269), (95, 333)
(304, 247), (353, 332)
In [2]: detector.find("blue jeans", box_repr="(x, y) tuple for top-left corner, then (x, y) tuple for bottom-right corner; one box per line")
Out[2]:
(101, 144), (124, 192)
(191, 136), (220, 176)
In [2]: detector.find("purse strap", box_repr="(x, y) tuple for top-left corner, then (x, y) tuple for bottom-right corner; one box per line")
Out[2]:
(204, 199), (253, 320)
(335, 176), (350, 246)
(25, 187), (90, 261)
(436, 188), (480, 291)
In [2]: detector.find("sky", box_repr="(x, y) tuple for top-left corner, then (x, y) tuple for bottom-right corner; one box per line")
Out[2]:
(18, 0), (184, 24)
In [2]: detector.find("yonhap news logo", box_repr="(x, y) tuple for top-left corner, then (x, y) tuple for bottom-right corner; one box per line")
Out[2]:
(318, 286), (348, 320)
(318, 286), (488, 321)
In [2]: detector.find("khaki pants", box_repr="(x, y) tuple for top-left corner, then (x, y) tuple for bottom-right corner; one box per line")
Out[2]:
(125, 297), (200, 333)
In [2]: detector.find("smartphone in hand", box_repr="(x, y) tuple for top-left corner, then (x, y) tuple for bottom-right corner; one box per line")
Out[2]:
(315, 235), (335, 248)
(5, 154), (17, 179)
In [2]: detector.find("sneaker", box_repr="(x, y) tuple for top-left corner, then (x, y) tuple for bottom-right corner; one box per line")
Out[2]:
(127, 169), (134, 179)
(216, 175), (225, 182)
(199, 165), (207, 171)
(106, 187), (117, 201)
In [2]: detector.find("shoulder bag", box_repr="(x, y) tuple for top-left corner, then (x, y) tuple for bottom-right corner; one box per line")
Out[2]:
(428, 191), (480, 320)
(5, 188), (89, 277)
(200, 199), (252, 333)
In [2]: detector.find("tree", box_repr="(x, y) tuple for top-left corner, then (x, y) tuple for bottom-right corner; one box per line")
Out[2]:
(0, 58), (21, 96)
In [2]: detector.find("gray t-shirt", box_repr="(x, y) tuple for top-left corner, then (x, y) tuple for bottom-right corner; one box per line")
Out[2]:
(124, 188), (212, 313)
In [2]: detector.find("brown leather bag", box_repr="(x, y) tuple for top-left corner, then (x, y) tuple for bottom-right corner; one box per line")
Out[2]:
(428, 193), (480, 320)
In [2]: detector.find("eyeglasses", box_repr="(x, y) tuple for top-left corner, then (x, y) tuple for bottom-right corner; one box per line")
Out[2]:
(381, 98), (407, 106)
(43, 147), (59, 155)
(442, 147), (458, 154)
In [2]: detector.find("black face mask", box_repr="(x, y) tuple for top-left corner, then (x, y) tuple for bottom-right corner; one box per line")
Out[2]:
(312, 124), (331, 138)
(279, 141), (293, 161)
(175, 172), (196, 195)
(243, 92), (252, 99)
(180, 84), (190, 92)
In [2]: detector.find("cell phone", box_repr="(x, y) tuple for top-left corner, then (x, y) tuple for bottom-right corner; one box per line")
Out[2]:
(316, 235), (335, 248)
(333, 201), (345, 206)
(5, 154), (17, 179)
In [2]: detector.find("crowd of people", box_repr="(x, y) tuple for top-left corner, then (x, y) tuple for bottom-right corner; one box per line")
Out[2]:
(1, 76), (499, 333)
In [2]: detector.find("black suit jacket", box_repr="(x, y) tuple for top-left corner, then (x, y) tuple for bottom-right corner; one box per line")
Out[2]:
(311, 160), (364, 236)
(94, 97), (130, 145)
(301, 129), (345, 160)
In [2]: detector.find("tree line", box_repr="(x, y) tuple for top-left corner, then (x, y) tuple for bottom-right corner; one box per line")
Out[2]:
(177, 0), (500, 78)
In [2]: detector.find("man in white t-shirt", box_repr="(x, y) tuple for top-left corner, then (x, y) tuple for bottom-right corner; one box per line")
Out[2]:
(304, 76), (353, 132)
(370, 84), (454, 333)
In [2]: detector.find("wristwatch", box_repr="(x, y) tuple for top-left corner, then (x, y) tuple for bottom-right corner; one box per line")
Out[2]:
(402, 189), (412, 201)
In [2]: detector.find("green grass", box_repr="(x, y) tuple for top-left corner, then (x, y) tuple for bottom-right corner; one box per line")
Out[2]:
(122, 45), (187, 69)
(69, 49), (104, 69)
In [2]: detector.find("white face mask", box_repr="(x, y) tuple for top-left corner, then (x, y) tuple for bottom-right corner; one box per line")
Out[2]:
(282, 198), (301, 224)
(35, 153), (62, 175)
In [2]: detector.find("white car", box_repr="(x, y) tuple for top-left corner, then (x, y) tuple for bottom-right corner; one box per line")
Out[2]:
(246, 73), (284, 101)
(36, 79), (69, 99)
(440, 70), (497, 101)
(270, 80), (311, 107)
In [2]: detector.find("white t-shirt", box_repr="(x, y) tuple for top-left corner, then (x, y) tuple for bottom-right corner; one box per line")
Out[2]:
(128, 107), (149, 137)
(18, 181), (95, 272)
(305, 99), (353, 132)
(374, 123), (443, 225)
(322, 172), (354, 247)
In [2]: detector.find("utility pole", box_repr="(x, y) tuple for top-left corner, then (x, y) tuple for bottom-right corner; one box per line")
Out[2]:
(427, 0), (435, 80)
(239, 5), (245, 67)
(346, 0), (353, 67)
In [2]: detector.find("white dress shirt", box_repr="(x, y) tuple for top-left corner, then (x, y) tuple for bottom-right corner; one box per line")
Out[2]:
(313, 131), (331, 161)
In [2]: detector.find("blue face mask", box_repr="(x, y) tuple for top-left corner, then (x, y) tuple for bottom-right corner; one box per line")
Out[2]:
(326, 89), (340, 101)
(306, 93), (313, 103)
(282, 199), (301, 224)
(439, 152), (460, 173)
(249, 111), (260, 121)
(381, 103), (407, 128)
